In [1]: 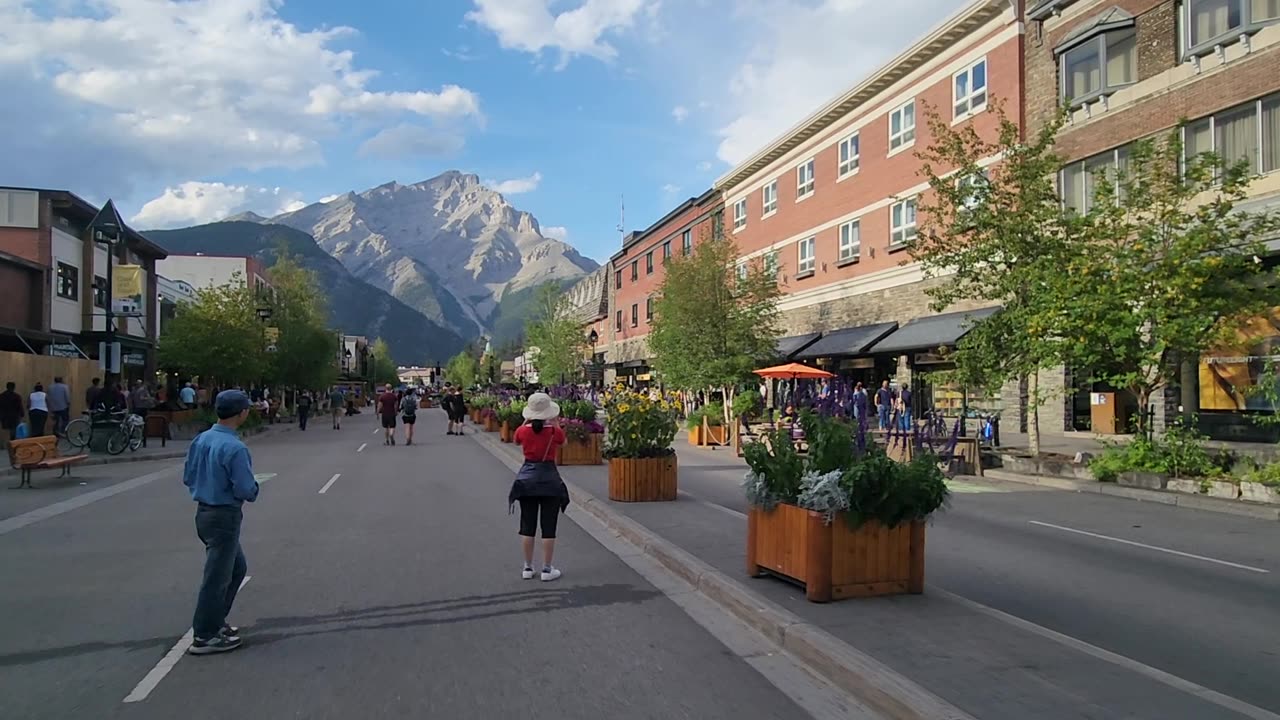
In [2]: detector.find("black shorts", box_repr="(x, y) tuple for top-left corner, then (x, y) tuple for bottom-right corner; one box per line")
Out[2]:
(518, 497), (560, 539)
(402, 414), (416, 425)
(381, 413), (396, 428)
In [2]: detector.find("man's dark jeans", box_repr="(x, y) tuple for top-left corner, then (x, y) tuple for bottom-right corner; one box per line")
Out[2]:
(192, 503), (247, 640)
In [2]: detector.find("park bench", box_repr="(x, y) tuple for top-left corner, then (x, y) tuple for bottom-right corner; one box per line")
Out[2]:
(8, 436), (89, 489)
(142, 414), (169, 448)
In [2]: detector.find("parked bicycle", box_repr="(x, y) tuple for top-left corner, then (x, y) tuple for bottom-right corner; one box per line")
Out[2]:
(63, 409), (145, 456)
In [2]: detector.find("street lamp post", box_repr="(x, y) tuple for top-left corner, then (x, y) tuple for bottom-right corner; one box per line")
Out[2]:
(89, 200), (126, 389)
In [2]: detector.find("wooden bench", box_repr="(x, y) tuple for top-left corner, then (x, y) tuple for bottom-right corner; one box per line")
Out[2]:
(143, 414), (169, 448)
(8, 436), (89, 489)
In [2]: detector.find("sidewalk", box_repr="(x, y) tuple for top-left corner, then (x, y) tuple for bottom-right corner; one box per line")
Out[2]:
(472, 429), (1278, 720)
(997, 430), (1280, 461)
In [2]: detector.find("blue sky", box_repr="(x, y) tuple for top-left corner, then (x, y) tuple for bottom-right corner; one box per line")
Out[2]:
(0, 0), (963, 263)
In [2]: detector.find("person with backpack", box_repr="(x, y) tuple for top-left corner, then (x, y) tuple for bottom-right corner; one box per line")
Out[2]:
(400, 390), (418, 445)
(297, 391), (312, 431)
(508, 393), (569, 582)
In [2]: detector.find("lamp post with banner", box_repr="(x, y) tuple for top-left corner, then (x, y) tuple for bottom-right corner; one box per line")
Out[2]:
(88, 200), (126, 388)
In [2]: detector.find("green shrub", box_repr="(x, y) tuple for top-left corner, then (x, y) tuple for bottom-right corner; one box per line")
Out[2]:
(1088, 421), (1227, 481)
(733, 390), (763, 421)
(1243, 462), (1280, 487)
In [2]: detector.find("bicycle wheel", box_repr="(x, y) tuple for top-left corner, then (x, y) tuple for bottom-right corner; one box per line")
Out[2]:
(106, 427), (129, 455)
(64, 418), (91, 450)
(128, 425), (144, 451)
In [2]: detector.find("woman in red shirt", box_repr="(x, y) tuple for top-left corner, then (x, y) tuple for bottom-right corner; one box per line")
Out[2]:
(508, 392), (569, 581)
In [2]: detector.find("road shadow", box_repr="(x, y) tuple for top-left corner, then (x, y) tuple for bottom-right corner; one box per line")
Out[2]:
(0, 583), (659, 666)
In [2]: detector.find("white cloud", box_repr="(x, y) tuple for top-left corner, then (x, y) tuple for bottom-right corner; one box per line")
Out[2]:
(358, 125), (466, 159)
(0, 0), (483, 197)
(319, 194), (341, 203)
(467, 0), (656, 69)
(661, 183), (680, 195)
(131, 182), (305, 229)
(671, 105), (689, 123)
(696, 160), (712, 172)
(485, 172), (543, 195)
(712, 0), (965, 166)
(542, 225), (569, 241)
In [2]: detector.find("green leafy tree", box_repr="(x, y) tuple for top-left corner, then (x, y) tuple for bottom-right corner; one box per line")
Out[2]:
(261, 253), (338, 392)
(524, 281), (586, 385)
(913, 101), (1078, 455)
(445, 350), (481, 388)
(158, 273), (265, 386)
(648, 224), (781, 427)
(367, 337), (399, 386)
(1056, 129), (1280, 436)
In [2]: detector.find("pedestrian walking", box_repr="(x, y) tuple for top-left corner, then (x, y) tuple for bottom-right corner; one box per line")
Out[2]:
(28, 383), (49, 437)
(328, 387), (344, 429)
(297, 391), (312, 431)
(377, 385), (398, 445)
(85, 377), (102, 412)
(445, 385), (466, 436)
(400, 390), (417, 445)
(48, 376), (71, 436)
(508, 392), (569, 582)
(183, 389), (260, 655)
(179, 382), (196, 408)
(875, 380), (893, 431)
(0, 381), (24, 442)
(130, 380), (154, 419)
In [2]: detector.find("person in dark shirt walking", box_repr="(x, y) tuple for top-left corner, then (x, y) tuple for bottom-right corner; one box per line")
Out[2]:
(875, 380), (893, 431)
(377, 385), (398, 445)
(48, 376), (71, 436)
(85, 377), (101, 413)
(183, 390), (260, 655)
(297, 391), (312, 431)
(400, 391), (418, 445)
(0, 382), (23, 441)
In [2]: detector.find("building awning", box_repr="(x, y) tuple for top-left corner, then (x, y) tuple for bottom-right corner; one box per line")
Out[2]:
(776, 332), (822, 359)
(869, 307), (1000, 355)
(794, 322), (898, 360)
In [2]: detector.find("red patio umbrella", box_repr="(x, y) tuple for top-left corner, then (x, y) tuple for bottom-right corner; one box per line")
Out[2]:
(752, 362), (833, 380)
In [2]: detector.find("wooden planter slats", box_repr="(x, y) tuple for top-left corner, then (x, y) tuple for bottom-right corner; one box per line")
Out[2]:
(607, 455), (677, 502)
(557, 433), (603, 465)
(484, 415), (500, 432)
(689, 423), (727, 447)
(747, 503), (925, 602)
(499, 421), (514, 443)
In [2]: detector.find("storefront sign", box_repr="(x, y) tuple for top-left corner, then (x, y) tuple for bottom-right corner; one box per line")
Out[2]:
(913, 352), (951, 365)
(838, 358), (875, 369)
(123, 352), (146, 367)
(47, 343), (81, 358)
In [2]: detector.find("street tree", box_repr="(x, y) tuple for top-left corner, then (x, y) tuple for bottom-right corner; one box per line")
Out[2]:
(262, 254), (338, 392)
(158, 273), (265, 387)
(913, 101), (1078, 455)
(1055, 129), (1280, 435)
(445, 350), (481, 388)
(368, 337), (400, 386)
(648, 225), (781, 427)
(524, 281), (585, 385)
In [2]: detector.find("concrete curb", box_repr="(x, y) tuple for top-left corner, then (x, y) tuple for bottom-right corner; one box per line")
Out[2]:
(1, 424), (294, 478)
(982, 469), (1280, 521)
(471, 430), (975, 720)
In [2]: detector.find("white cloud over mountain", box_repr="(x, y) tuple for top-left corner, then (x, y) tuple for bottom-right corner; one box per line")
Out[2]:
(467, 0), (657, 69)
(486, 172), (544, 195)
(131, 182), (307, 229)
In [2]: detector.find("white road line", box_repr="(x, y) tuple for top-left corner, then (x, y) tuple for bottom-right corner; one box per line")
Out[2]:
(372, 428), (380, 435)
(0, 466), (178, 536)
(356, 443), (367, 453)
(318, 473), (341, 494)
(1028, 520), (1269, 574)
(123, 576), (252, 703)
(933, 587), (1280, 720)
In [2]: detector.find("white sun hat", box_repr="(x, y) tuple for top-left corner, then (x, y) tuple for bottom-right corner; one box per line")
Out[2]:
(523, 392), (561, 420)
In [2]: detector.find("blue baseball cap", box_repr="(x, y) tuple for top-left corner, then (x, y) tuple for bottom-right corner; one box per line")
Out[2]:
(214, 389), (252, 418)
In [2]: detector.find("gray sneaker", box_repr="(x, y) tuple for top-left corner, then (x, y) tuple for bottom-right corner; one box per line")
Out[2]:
(188, 634), (243, 655)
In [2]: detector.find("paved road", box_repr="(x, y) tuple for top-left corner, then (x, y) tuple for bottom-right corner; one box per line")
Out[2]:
(0, 416), (813, 720)
(621, 442), (1280, 718)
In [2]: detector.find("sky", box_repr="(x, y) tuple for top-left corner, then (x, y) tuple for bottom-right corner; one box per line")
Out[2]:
(0, 0), (966, 263)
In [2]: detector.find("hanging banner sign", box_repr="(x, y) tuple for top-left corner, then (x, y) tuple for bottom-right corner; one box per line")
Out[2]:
(112, 265), (144, 297)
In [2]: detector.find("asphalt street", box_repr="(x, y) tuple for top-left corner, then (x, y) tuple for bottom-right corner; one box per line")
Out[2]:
(0, 415), (812, 720)
(559, 439), (1280, 719)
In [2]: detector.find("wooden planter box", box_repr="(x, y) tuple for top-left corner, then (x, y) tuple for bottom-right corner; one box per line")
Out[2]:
(608, 455), (677, 502)
(557, 433), (603, 466)
(484, 414), (500, 432)
(500, 421), (514, 443)
(688, 422), (728, 447)
(470, 408), (483, 424)
(747, 503), (925, 603)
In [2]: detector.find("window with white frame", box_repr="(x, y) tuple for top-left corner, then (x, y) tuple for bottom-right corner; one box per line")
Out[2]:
(682, 229), (693, 255)
(762, 181), (778, 215)
(1183, 0), (1280, 58)
(953, 59), (988, 117)
(797, 237), (816, 274)
(958, 169), (991, 211)
(764, 251), (779, 275)
(838, 133), (860, 177)
(1060, 27), (1136, 105)
(1060, 144), (1132, 214)
(56, 262), (79, 300)
(890, 198), (917, 247)
(736, 261), (748, 280)
(796, 159), (815, 199)
(733, 198), (747, 231)
(1182, 92), (1280, 177)
(889, 100), (916, 151)
(838, 220), (861, 261)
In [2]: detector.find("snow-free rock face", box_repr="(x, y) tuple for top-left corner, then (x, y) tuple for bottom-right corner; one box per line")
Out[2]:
(261, 171), (598, 337)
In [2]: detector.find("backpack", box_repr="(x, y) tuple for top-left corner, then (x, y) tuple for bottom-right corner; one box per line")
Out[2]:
(401, 395), (417, 416)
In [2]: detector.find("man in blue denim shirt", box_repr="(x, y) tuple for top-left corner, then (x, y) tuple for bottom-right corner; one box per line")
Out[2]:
(183, 389), (259, 654)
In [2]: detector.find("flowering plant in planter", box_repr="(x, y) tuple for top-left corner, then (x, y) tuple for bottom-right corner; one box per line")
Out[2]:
(601, 386), (680, 459)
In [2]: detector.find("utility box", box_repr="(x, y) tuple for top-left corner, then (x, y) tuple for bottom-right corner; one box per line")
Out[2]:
(1090, 392), (1128, 434)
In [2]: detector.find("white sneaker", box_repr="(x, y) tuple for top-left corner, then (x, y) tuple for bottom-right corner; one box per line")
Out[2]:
(540, 567), (562, 582)
(521, 566), (535, 580)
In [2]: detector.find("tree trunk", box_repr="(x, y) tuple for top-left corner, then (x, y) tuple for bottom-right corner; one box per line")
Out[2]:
(722, 386), (736, 429)
(1027, 372), (1041, 456)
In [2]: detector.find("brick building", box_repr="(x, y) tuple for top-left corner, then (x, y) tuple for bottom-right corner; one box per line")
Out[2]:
(1025, 0), (1280, 438)
(560, 265), (610, 386)
(713, 0), (1023, 418)
(606, 189), (722, 387)
(0, 187), (168, 380)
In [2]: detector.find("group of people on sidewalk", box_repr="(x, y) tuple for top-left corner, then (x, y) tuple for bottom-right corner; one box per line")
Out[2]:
(0, 376), (161, 442)
(180, 388), (571, 654)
